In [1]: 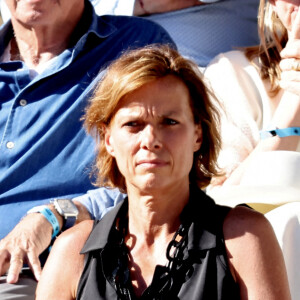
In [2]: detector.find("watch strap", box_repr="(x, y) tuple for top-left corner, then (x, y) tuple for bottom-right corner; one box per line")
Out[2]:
(52, 199), (78, 231)
(260, 127), (300, 139)
(64, 215), (77, 230)
(27, 205), (60, 239)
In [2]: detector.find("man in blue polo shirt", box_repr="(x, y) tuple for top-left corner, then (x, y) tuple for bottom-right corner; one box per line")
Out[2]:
(0, 0), (174, 297)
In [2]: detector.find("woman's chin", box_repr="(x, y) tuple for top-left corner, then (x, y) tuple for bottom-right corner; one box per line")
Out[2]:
(131, 175), (169, 193)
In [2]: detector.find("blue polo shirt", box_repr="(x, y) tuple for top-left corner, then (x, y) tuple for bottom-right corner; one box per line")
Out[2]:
(0, 1), (175, 239)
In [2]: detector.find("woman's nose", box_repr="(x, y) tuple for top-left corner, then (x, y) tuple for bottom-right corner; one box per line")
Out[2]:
(140, 125), (162, 150)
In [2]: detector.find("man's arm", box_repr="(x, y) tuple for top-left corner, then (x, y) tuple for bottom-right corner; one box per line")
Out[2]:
(0, 187), (125, 284)
(0, 201), (91, 284)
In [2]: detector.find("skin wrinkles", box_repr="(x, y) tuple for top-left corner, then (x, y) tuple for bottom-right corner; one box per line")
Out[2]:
(105, 75), (202, 195)
(4, 0), (84, 69)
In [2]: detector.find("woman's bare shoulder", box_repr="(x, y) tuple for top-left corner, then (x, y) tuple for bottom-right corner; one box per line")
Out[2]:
(223, 205), (291, 300)
(51, 219), (94, 257)
(36, 220), (95, 299)
(58, 220), (94, 245)
(223, 205), (271, 239)
(222, 205), (278, 256)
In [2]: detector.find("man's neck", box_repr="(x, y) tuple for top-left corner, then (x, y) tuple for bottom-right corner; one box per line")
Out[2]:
(10, 31), (67, 70)
(10, 10), (84, 71)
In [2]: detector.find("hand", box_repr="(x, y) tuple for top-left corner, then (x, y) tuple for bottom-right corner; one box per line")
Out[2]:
(279, 58), (300, 96)
(280, 8), (300, 96)
(0, 213), (53, 283)
(0, 201), (90, 284)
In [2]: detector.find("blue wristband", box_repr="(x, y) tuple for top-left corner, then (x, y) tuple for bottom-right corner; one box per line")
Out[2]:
(260, 127), (300, 139)
(27, 205), (60, 239)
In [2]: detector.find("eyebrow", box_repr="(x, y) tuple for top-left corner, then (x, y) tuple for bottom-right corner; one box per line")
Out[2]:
(158, 110), (181, 118)
(118, 108), (181, 117)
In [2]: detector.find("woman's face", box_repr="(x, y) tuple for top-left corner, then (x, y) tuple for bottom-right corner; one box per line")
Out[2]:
(269, 0), (299, 33)
(105, 75), (202, 193)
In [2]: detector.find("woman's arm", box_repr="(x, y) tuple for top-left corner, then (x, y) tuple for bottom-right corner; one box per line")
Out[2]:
(221, 11), (300, 186)
(204, 51), (266, 187)
(35, 220), (94, 300)
(205, 51), (300, 187)
(224, 206), (291, 300)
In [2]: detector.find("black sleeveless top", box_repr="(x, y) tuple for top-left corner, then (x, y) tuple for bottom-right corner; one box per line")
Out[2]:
(76, 185), (240, 299)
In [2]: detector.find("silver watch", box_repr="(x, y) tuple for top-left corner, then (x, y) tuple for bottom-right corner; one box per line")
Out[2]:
(52, 199), (79, 230)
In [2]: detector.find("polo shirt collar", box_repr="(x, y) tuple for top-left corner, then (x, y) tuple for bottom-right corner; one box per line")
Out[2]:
(0, 22), (13, 58)
(78, 0), (117, 41)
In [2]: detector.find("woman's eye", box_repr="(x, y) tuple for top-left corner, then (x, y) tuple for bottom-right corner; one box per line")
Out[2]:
(123, 121), (144, 131)
(163, 118), (178, 125)
(124, 121), (139, 127)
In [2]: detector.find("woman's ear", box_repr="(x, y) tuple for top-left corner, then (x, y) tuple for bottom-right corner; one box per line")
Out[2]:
(104, 128), (115, 157)
(194, 125), (202, 152)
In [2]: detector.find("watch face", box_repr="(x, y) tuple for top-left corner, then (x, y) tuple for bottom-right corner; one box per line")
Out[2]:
(56, 199), (78, 214)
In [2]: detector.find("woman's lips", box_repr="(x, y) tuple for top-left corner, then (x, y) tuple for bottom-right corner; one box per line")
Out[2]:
(136, 159), (168, 168)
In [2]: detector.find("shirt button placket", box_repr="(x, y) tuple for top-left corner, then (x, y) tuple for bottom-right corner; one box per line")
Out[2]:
(5, 98), (27, 151)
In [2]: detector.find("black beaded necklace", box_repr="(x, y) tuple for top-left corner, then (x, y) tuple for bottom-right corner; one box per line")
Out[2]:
(111, 201), (194, 300)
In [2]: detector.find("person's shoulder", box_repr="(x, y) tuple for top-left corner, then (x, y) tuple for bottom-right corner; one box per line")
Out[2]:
(222, 206), (292, 299)
(97, 14), (175, 45)
(223, 205), (274, 242)
(54, 220), (94, 253)
(204, 50), (251, 88)
(99, 14), (167, 33)
(36, 223), (94, 299)
(62, 219), (94, 239)
(221, 50), (249, 64)
(224, 205), (268, 230)
(206, 50), (248, 71)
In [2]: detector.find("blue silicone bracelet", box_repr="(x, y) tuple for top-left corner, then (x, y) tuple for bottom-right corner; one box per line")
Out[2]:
(27, 205), (60, 239)
(41, 207), (60, 239)
(260, 127), (300, 139)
